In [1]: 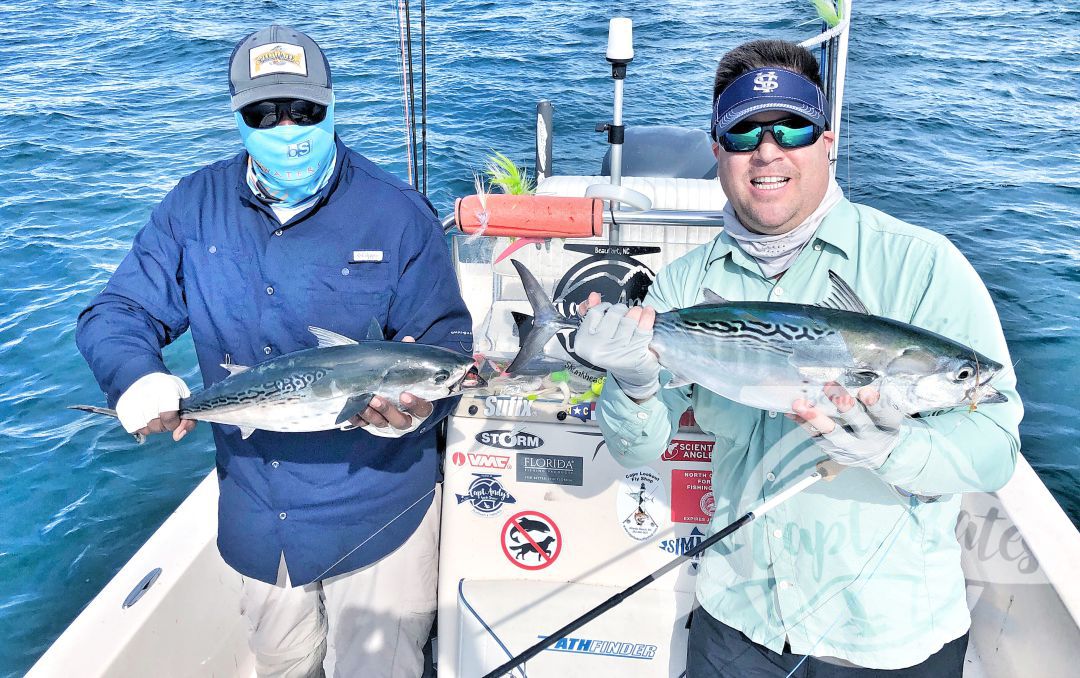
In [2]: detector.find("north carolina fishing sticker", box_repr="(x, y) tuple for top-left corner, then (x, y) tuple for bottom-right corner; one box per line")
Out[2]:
(616, 467), (667, 541)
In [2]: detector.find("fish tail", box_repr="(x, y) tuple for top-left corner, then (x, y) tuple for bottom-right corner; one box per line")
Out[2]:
(507, 259), (579, 373)
(68, 405), (146, 444)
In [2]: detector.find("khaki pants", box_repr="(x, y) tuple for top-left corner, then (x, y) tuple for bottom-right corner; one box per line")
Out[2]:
(239, 487), (441, 678)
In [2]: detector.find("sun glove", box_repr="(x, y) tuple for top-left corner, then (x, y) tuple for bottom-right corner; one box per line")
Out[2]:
(115, 372), (191, 433)
(813, 396), (904, 470)
(572, 302), (661, 401)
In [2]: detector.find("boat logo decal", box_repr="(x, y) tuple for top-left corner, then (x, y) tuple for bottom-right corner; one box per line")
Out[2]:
(538, 634), (657, 660)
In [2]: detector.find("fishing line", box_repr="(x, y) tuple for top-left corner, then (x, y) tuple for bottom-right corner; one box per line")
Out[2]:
(781, 498), (914, 677)
(395, 0), (415, 185)
(403, 0), (419, 182)
(313, 485), (435, 581)
(420, 0), (428, 195)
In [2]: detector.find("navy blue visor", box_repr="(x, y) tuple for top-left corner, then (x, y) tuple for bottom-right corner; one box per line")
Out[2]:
(711, 68), (830, 140)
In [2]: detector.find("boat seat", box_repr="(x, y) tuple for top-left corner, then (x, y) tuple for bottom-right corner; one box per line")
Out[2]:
(536, 175), (727, 211)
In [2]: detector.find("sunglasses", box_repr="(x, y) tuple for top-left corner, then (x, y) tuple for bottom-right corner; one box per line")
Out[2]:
(718, 116), (824, 153)
(239, 99), (328, 129)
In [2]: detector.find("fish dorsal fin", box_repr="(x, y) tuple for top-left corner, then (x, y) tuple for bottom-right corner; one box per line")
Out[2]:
(220, 363), (250, 376)
(819, 271), (870, 314)
(365, 318), (385, 341)
(309, 326), (359, 348)
(699, 288), (729, 305)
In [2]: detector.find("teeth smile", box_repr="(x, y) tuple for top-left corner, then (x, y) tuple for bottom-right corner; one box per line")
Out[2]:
(751, 177), (789, 190)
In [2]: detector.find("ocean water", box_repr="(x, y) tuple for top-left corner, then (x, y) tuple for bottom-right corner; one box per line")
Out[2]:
(1, 0), (1077, 675)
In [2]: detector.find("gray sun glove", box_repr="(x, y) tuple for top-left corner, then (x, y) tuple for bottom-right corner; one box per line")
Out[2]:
(813, 396), (905, 470)
(572, 302), (660, 400)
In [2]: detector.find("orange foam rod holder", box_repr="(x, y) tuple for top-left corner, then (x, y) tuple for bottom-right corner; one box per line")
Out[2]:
(454, 194), (604, 238)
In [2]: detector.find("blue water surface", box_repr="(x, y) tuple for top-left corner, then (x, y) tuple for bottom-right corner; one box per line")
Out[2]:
(1, 1), (1077, 675)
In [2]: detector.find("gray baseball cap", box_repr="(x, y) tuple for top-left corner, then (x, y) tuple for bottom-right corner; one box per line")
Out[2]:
(228, 25), (333, 111)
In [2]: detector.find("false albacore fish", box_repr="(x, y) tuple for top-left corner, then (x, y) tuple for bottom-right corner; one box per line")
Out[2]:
(72, 324), (474, 442)
(508, 260), (1006, 415)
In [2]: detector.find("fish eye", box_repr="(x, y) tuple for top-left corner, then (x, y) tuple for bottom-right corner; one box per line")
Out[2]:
(955, 367), (974, 381)
(433, 369), (450, 384)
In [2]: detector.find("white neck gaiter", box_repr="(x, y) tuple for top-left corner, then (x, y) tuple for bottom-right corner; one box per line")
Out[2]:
(722, 178), (844, 278)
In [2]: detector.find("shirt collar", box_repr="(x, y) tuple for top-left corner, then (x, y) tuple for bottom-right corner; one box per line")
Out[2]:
(706, 196), (856, 274)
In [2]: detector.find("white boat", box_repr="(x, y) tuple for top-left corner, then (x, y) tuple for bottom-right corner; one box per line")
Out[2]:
(29, 4), (1080, 677)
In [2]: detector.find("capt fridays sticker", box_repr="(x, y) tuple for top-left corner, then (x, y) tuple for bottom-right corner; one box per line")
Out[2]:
(616, 468), (667, 541)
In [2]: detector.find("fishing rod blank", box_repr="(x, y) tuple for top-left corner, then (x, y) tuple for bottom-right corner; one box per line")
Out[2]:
(481, 459), (842, 678)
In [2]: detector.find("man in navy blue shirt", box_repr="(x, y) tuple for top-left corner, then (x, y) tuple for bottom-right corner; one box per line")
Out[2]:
(76, 25), (471, 677)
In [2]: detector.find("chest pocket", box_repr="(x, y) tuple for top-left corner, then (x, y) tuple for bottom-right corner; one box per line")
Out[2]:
(182, 241), (252, 326)
(297, 261), (392, 303)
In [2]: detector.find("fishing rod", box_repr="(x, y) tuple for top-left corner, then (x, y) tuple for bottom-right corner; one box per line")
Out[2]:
(481, 459), (844, 678)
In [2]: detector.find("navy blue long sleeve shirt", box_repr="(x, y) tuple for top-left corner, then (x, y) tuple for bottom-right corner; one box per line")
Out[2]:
(76, 136), (472, 585)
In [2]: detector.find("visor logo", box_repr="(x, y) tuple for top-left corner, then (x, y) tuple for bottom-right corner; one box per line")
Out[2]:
(753, 71), (780, 93)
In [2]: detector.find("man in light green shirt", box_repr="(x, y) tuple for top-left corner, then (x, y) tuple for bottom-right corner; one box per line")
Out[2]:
(574, 40), (1022, 676)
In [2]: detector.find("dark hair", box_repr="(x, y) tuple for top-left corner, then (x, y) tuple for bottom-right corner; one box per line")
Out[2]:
(712, 39), (824, 104)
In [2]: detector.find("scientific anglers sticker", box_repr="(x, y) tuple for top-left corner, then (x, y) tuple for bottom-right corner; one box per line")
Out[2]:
(501, 510), (562, 570)
(455, 474), (516, 516)
(671, 469), (714, 524)
(662, 438), (714, 463)
(616, 468), (667, 541)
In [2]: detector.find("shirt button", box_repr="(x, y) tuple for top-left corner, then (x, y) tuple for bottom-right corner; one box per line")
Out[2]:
(768, 411), (777, 418)
(773, 529), (783, 539)
(813, 243), (822, 251)
(341, 267), (350, 276)
(766, 472), (776, 482)
(266, 286), (274, 295)
(208, 245), (217, 254)
(774, 286), (784, 297)
(278, 512), (287, 520)
(264, 346), (273, 355)
(271, 460), (280, 468)
(274, 229), (283, 236)
(636, 412), (649, 421)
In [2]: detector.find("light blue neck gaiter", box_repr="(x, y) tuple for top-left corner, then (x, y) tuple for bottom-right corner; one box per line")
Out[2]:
(236, 99), (337, 208)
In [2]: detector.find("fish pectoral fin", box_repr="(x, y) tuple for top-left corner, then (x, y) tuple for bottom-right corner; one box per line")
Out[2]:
(818, 271), (871, 314)
(219, 363), (251, 376)
(364, 318), (386, 341)
(309, 326), (359, 348)
(698, 288), (729, 305)
(843, 368), (881, 388)
(335, 393), (375, 426)
(239, 426), (256, 439)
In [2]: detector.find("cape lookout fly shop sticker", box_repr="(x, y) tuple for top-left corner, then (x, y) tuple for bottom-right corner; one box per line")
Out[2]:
(501, 510), (562, 570)
(616, 468), (667, 541)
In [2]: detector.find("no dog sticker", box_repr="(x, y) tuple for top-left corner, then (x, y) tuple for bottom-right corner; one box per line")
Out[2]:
(501, 510), (562, 570)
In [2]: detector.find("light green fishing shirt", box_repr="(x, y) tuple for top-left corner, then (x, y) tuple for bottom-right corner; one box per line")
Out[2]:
(597, 198), (1023, 669)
